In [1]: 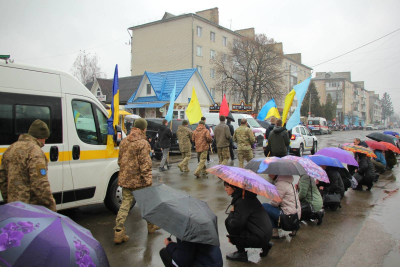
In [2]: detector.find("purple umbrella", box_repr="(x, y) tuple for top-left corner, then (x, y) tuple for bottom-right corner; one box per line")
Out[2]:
(283, 156), (330, 183)
(0, 202), (109, 267)
(316, 147), (358, 167)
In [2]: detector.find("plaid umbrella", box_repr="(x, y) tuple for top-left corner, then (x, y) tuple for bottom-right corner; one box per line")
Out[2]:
(365, 140), (387, 151)
(380, 142), (400, 154)
(341, 144), (377, 158)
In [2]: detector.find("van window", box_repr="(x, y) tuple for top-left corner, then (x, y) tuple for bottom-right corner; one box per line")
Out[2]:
(73, 100), (100, 145)
(323, 121), (327, 126)
(15, 105), (51, 135)
(308, 120), (319, 125)
(0, 104), (13, 138)
(95, 108), (108, 145)
(247, 118), (261, 128)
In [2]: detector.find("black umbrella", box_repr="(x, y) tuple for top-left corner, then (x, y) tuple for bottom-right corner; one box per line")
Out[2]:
(366, 132), (395, 145)
(132, 184), (219, 246)
(262, 160), (307, 176)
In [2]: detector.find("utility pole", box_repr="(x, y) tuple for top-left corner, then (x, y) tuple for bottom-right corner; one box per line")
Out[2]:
(308, 90), (311, 117)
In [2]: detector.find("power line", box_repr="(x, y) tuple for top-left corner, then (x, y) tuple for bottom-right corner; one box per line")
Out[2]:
(360, 60), (400, 79)
(311, 28), (400, 68)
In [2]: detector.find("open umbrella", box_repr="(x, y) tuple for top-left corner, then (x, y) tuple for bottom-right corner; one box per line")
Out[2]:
(380, 141), (400, 154)
(304, 155), (344, 168)
(0, 202), (109, 267)
(367, 132), (395, 145)
(207, 165), (282, 202)
(365, 140), (387, 151)
(132, 184), (219, 246)
(383, 131), (399, 136)
(261, 159), (307, 176)
(244, 157), (280, 173)
(341, 144), (377, 158)
(282, 155), (330, 183)
(316, 147), (359, 166)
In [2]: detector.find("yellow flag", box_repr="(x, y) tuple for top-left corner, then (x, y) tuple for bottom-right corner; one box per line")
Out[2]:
(282, 89), (296, 124)
(186, 87), (203, 124)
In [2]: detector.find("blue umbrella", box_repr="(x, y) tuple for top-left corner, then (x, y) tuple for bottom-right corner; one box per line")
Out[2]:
(0, 202), (109, 267)
(304, 155), (344, 168)
(383, 131), (399, 136)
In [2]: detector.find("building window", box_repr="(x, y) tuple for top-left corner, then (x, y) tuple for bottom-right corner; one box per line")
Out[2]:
(210, 88), (215, 98)
(223, 36), (227, 46)
(96, 88), (101, 96)
(196, 46), (202, 56)
(210, 69), (215, 79)
(197, 26), (202, 37)
(210, 50), (216, 60)
(285, 63), (288, 70)
(210, 32), (215, 42)
(223, 53), (227, 62)
(146, 84), (152, 95)
(197, 65), (202, 75)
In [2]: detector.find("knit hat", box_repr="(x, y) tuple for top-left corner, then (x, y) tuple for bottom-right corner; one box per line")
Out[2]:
(134, 118), (148, 130)
(199, 121), (205, 125)
(182, 120), (189, 125)
(28, 119), (50, 139)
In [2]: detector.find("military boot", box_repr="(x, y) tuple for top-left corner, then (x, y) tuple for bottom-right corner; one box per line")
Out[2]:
(114, 228), (129, 244)
(178, 164), (184, 172)
(147, 224), (161, 234)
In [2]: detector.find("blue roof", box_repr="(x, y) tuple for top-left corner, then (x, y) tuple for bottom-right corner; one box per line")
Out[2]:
(127, 68), (213, 103)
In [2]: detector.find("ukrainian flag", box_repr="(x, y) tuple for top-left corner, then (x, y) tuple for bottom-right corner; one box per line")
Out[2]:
(257, 98), (280, 121)
(107, 65), (119, 157)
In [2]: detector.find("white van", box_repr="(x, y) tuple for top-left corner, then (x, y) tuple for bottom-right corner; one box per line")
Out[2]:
(308, 117), (329, 135)
(0, 61), (125, 213)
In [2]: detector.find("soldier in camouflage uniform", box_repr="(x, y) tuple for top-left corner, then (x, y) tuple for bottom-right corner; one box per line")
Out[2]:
(214, 115), (232, 165)
(176, 120), (193, 172)
(0, 120), (56, 212)
(114, 118), (160, 244)
(192, 121), (212, 178)
(233, 119), (256, 168)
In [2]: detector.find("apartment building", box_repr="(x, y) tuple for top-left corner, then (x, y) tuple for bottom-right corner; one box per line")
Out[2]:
(368, 91), (382, 123)
(312, 72), (371, 125)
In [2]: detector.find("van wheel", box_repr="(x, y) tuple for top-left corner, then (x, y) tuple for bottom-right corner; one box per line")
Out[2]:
(296, 144), (304, 157)
(104, 175), (136, 214)
(311, 142), (317, 155)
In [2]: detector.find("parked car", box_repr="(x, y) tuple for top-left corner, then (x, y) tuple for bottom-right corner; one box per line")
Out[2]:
(263, 124), (318, 157)
(366, 124), (374, 130)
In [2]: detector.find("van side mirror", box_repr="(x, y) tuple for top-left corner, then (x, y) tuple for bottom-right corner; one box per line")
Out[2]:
(115, 125), (122, 145)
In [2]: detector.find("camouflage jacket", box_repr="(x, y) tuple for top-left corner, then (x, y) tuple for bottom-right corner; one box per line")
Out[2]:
(118, 127), (152, 189)
(176, 125), (193, 153)
(192, 124), (212, 152)
(233, 125), (256, 151)
(0, 134), (56, 211)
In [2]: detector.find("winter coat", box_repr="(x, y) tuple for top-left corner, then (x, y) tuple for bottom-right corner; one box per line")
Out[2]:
(166, 239), (223, 267)
(385, 150), (397, 168)
(359, 141), (368, 148)
(227, 122), (235, 136)
(323, 167), (345, 197)
(337, 167), (352, 191)
(225, 189), (272, 249)
(271, 175), (301, 218)
(214, 122), (231, 148)
(375, 150), (386, 166)
(0, 134), (56, 211)
(267, 126), (290, 157)
(298, 175), (323, 211)
(118, 127), (152, 189)
(192, 124), (212, 152)
(358, 155), (376, 178)
(265, 124), (275, 140)
(233, 125), (255, 151)
(157, 124), (172, 149)
(176, 125), (193, 153)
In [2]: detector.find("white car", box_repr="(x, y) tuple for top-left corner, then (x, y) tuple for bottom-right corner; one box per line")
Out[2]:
(263, 125), (318, 157)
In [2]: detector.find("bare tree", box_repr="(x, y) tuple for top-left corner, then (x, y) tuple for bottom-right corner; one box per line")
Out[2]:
(213, 34), (285, 113)
(71, 50), (106, 85)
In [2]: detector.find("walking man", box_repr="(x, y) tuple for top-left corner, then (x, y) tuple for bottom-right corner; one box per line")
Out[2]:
(192, 121), (212, 178)
(197, 117), (212, 163)
(158, 119), (172, 171)
(114, 118), (160, 244)
(265, 117), (276, 139)
(267, 119), (289, 158)
(233, 119), (256, 168)
(214, 115), (232, 165)
(0, 120), (57, 211)
(176, 120), (193, 172)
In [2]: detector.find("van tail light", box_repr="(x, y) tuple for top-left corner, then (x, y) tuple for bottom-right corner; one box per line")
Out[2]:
(291, 134), (296, 140)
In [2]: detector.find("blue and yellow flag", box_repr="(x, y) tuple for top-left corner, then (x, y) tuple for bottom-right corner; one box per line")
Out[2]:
(107, 65), (119, 157)
(286, 76), (312, 130)
(257, 98), (280, 121)
(165, 82), (176, 122)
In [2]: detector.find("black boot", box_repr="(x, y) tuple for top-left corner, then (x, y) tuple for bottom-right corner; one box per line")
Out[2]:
(374, 174), (379, 182)
(316, 210), (325, 225)
(226, 251), (248, 262)
(260, 242), (273, 257)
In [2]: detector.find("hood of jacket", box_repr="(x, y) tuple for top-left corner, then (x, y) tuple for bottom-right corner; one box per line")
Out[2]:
(195, 124), (206, 132)
(272, 126), (285, 134)
(20, 134), (44, 148)
(127, 127), (147, 142)
(274, 175), (294, 184)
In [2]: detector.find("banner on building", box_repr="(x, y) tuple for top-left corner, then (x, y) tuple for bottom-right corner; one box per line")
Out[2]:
(209, 102), (222, 112)
(232, 101), (252, 112)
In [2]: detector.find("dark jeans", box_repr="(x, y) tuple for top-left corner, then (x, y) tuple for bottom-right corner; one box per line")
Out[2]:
(229, 142), (235, 160)
(262, 203), (280, 228)
(159, 248), (175, 267)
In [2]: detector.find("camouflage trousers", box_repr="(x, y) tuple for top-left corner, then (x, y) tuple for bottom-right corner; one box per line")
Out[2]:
(114, 186), (156, 230)
(178, 151), (191, 171)
(194, 151), (208, 178)
(217, 147), (230, 165)
(238, 150), (253, 168)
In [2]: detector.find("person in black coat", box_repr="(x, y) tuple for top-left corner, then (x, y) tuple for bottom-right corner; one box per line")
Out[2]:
(354, 153), (376, 191)
(318, 166), (345, 198)
(158, 119), (172, 171)
(160, 238), (223, 267)
(265, 117), (276, 140)
(226, 119), (235, 161)
(337, 167), (352, 191)
(224, 182), (273, 262)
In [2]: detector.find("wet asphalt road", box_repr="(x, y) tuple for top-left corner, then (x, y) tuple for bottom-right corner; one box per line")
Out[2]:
(60, 129), (400, 267)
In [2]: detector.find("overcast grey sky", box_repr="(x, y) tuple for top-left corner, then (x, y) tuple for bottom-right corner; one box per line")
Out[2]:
(1, 0), (399, 112)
